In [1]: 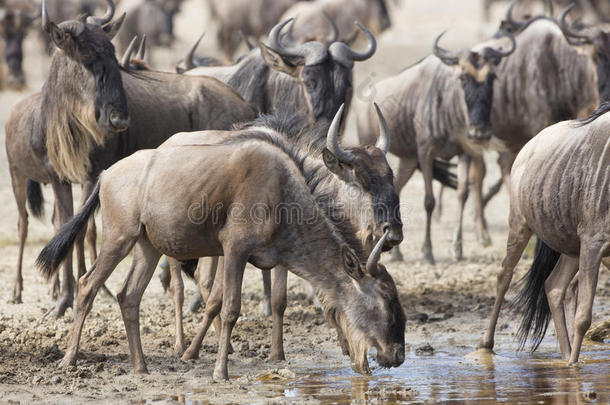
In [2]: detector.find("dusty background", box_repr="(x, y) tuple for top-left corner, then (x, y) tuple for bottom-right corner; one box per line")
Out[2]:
(0, 0), (608, 403)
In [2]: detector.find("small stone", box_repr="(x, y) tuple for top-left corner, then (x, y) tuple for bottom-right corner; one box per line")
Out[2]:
(583, 391), (597, 401)
(50, 375), (62, 384)
(415, 343), (434, 356)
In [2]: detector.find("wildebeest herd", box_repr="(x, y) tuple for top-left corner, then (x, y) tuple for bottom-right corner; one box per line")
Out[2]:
(0, 0), (608, 389)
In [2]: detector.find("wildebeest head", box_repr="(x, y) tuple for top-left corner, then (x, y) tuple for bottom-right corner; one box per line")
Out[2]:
(260, 18), (377, 122)
(42, 0), (129, 134)
(497, 0), (554, 35)
(331, 231), (406, 372)
(560, 4), (610, 102)
(0, 6), (38, 89)
(322, 103), (403, 252)
(433, 30), (516, 142)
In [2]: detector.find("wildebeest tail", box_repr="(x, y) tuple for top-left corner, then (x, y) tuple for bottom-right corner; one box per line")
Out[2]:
(26, 179), (45, 219)
(181, 259), (198, 279)
(36, 181), (100, 281)
(418, 159), (458, 189)
(512, 238), (560, 352)
(574, 102), (610, 127)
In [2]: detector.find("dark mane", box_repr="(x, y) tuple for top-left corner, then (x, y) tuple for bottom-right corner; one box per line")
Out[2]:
(574, 102), (610, 127)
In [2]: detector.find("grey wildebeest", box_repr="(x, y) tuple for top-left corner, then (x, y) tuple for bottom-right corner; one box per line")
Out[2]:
(0, 1), (39, 89)
(478, 103), (610, 365)
(5, 0), (256, 314)
(36, 123), (407, 380)
(160, 104), (403, 362)
(115, 0), (183, 55)
(279, 0), (391, 46)
(207, 0), (304, 60)
(356, 30), (516, 264)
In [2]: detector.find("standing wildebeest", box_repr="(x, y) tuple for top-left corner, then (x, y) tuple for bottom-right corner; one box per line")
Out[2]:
(0, 1), (38, 89)
(207, 0), (304, 60)
(5, 0), (256, 314)
(114, 0), (183, 54)
(161, 104), (403, 362)
(36, 129), (407, 380)
(478, 103), (610, 364)
(279, 0), (391, 45)
(356, 31), (516, 264)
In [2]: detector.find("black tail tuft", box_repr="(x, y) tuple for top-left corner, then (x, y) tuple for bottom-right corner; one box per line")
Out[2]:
(181, 259), (198, 279)
(512, 238), (560, 352)
(36, 182), (100, 281)
(419, 159), (458, 189)
(26, 180), (45, 219)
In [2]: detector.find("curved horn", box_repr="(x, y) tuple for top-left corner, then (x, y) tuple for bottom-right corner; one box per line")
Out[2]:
(326, 104), (355, 164)
(322, 11), (338, 44)
(559, 4), (593, 45)
(546, 0), (554, 17)
(185, 32), (204, 70)
(433, 31), (459, 65)
(137, 34), (147, 60)
(267, 18), (327, 65)
(86, 0), (115, 26)
(328, 21), (376, 66)
(374, 103), (390, 154)
(120, 35), (138, 68)
(505, 0), (519, 25)
(41, 0), (52, 33)
(366, 229), (390, 276)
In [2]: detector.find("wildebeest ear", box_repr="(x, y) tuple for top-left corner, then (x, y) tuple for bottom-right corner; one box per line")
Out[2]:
(260, 42), (300, 78)
(323, 147), (352, 177)
(342, 246), (364, 280)
(102, 12), (125, 40)
(48, 22), (68, 48)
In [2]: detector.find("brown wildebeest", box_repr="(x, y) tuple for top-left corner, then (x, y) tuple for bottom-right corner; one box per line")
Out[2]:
(161, 104), (402, 361)
(5, 0), (256, 314)
(356, 31), (516, 264)
(115, 0), (183, 55)
(478, 102), (610, 364)
(0, 1), (39, 89)
(279, 0), (391, 46)
(36, 129), (407, 380)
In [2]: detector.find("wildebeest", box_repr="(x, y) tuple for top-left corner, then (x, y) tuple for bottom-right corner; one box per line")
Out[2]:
(356, 30), (516, 264)
(160, 104), (403, 362)
(36, 120), (407, 380)
(478, 103), (610, 364)
(207, 0), (303, 60)
(0, 0), (39, 89)
(5, 0), (256, 314)
(114, 0), (183, 54)
(279, 0), (391, 45)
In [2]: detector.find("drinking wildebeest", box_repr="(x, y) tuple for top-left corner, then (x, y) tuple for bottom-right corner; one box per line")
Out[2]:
(5, 0), (256, 314)
(356, 30), (516, 264)
(0, 1), (38, 89)
(36, 121), (407, 380)
(207, 0), (304, 59)
(115, 0), (183, 55)
(478, 102), (610, 365)
(160, 104), (403, 361)
(279, 0), (391, 45)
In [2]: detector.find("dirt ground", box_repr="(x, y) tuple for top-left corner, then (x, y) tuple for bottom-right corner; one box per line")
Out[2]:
(0, 0), (608, 404)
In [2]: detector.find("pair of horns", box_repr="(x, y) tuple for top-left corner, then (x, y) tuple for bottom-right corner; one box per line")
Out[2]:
(559, 3), (594, 45)
(433, 30), (516, 66)
(121, 35), (147, 68)
(326, 102), (390, 164)
(505, 0), (554, 27)
(42, 0), (115, 33)
(267, 18), (376, 67)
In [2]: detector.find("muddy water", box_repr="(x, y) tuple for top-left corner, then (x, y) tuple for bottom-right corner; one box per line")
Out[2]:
(177, 345), (609, 404)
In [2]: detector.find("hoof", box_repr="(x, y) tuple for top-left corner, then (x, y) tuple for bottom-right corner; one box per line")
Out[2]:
(479, 232), (492, 248)
(59, 354), (77, 369)
(269, 352), (286, 362)
(389, 247), (404, 262)
(134, 367), (149, 374)
(451, 241), (463, 261)
(10, 294), (22, 304)
(213, 367), (229, 381)
(174, 344), (186, 357)
(181, 349), (199, 362)
(259, 301), (272, 317)
(187, 296), (203, 314)
(54, 296), (73, 318)
(422, 252), (436, 266)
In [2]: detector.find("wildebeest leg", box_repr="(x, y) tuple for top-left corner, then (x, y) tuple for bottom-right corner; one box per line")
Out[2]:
(419, 150), (436, 265)
(158, 257), (170, 292)
(544, 255), (579, 360)
(498, 152), (515, 198)
(182, 261), (224, 361)
(260, 270), (272, 316)
(391, 157), (418, 262)
(471, 155), (491, 247)
(568, 241), (602, 365)
(52, 182), (75, 318)
(270, 266), (288, 361)
(435, 185), (444, 222)
(213, 247), (247, 381)
(482, 177), (503, 208)
(60, 233), (136, 368)
(168, 258), (185, 355)
(9, 167), (27, 304)
(116, 235), (161, 374)
(479, 215), (532, 350)
(196, 257), (225, 344)
(451, 154), (471, 261)
(49, 204), (60, 299)
(564, 273), (579, 346)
